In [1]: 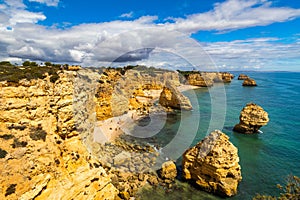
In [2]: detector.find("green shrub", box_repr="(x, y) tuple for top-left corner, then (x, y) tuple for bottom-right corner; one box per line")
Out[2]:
(29, 126), (47, 141)
(0, 61), (13, 66)
(0, 148), (8, 158)
(11, 138), (28, 148)
(0, 64), (61, 83)
(0, 134), (14, 140)
(5, 184), (16, 196)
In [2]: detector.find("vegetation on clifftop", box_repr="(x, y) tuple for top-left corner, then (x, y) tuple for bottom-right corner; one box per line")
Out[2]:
(0, 61), (61, 83)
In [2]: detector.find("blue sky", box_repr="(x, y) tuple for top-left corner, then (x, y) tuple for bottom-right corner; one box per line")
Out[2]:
(0, 0), (300, 71)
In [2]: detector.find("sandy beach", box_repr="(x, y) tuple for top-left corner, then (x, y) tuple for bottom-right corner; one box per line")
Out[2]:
(93, 84), (200, 144)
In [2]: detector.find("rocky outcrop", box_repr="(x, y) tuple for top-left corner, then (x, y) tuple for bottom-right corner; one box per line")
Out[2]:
(95, 68), (180, 120)
(182, 130), (242, 197)
(159, 81), (192, 110)
(0, 70), (120, 200)
(242, 78), (257, 86)
(187, 73), (214, 87)
(233, 103), (269, 134)
(0, 71), (77, 139)
(160, 161), (177, 181)
(238, 74), (249, 80)
(221, 72), (234, 83)
(193, 72), (234, 84)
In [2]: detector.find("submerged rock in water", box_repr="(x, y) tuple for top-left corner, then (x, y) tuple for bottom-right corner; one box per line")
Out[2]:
(159, 81), (192, 110)
(233, 103), (269, 134)
(182, 130), (242, 197)
(242, 78), (257, 86)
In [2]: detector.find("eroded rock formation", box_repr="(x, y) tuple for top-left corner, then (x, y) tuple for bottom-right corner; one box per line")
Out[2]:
(95, 68), (180, 120)
(187, 73), (214, 87)
(233, 103), (269, 134)
(182, 130), (242, 197)
(159, 81), (192, 110)
(200, 72), (234, 83)
(160, 161), (177, 181)
(242, 78), (257, 86)
(238, 74), (249, 80)
(0, 70), (119, 199)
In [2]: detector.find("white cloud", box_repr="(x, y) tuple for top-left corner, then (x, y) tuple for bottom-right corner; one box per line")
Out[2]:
(0, 0), (46, 26)
(4, 0), (26, 9)
(202, 37), (300, 70)
(9, 10), (46, 24)
(120, 11), (134, 19)
(0, 0), (300, 71)
(166, 0), (300, 34)
(28, 0), (60, 7)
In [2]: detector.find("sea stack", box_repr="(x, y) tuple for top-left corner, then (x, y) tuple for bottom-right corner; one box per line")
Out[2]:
(238, 74), (249, 80)
(233, 103), (269, 134)
(159, 81), (192, 110)
(242, 78), (257, 86)
(182, 130), (242, 197)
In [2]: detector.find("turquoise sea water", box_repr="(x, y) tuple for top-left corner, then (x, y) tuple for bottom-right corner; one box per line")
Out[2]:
(137, 72), (300, 200)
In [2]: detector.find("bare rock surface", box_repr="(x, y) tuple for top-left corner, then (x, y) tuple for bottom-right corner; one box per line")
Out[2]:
(238, 74), (249, 80)
(159, 81), (192, 110)
(187, 73), (214, 87)
(182, 130), (242, 197)
(233, 103), (269, 134)
(242, 78), (257, 86)
(0, 70), (119, 200)
(160, 161), (177, 181)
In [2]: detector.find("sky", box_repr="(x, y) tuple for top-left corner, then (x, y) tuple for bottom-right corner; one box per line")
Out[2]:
(0, 0), (300, 71)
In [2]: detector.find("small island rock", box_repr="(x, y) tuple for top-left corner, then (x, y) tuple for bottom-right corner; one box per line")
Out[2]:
(242, 78), (257, 86)
(233, 103), (269, 134)
(238, 74), (249, 80)
(159, 81), (192, 110)
(182, 130), (242, 197)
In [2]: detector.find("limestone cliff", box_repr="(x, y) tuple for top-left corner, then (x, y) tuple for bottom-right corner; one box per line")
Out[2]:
(200, 72), (234, 83)
(187, 73), (214, 87)
(0, 69), (119, 200)
(233, 103), (269, 134)
(182, 130), (242, 197)
(95, 68), (181, 120)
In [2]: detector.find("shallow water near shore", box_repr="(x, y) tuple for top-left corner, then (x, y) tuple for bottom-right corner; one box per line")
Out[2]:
(136, 72), (300, 199)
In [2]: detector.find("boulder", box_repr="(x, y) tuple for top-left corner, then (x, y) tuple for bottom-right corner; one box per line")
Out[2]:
(187, 73), (213, 87)
(233, 103), (269, 134)
(182, 130), (242, 197)
(242, 78), (257, 86)
(159, 81), (192, 110)
(238, 74), (249, 80)
(160, 161), (177, 180)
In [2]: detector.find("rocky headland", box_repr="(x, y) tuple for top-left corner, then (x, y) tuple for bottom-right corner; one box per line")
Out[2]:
(185, 71), (234, 87)
(0, 64), (240, 199)
(0, 68), (120, 199)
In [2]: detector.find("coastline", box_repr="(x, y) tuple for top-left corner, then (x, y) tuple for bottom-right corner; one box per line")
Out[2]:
(93, 84), (200, 144)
